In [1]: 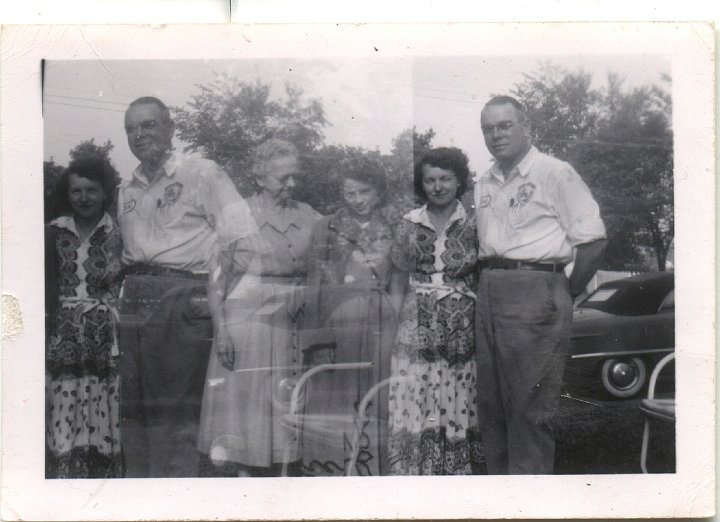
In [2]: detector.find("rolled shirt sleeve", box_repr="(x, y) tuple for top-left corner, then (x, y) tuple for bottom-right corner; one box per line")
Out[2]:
(551, 166), (606, 247)
(199, 164), (259, 250)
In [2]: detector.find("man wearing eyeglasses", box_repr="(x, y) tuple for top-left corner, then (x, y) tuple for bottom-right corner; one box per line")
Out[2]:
(118, 96), (259, 477)
(473, 95), (607, 474)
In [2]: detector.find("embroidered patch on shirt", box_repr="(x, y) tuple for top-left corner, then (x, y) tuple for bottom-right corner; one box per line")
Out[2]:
(477, 195), (492, 208)
(516, 182), (536, 207)
(122, 199), (136, 214)
(159, 182), (184, 213)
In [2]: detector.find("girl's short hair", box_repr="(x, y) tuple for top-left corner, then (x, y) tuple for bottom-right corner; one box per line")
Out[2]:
(338, 155), (388, 199)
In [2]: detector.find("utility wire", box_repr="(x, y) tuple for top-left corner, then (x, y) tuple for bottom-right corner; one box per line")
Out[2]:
(538, 136), (672, 150)
(44, 93), (130, 107)
(44, 100), (127, 113)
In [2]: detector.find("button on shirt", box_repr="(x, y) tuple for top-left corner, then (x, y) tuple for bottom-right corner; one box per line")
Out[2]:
(118, 152), (258, 272)
(245, 194), (321, 277)
(474, 146), (606, 263)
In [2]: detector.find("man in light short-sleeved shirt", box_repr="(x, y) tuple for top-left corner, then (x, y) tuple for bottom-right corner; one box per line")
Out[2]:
(473, 95), (607, 474)
(119, 150), (257, 272)
(118, 96), (258, 477)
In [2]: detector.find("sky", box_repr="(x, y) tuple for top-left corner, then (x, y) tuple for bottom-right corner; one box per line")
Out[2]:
(43, 55), (670, 179)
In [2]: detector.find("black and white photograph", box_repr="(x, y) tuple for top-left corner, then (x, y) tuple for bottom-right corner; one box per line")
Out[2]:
(1, 23), (715, 520)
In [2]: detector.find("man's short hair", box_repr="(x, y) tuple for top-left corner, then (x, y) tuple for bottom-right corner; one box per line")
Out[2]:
(483, 95), (527, 122)
(251, 139), (299, 178)
(127, 96), (172, 123)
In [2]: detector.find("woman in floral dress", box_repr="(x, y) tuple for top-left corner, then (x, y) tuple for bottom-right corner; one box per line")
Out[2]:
(301, 156), (397, 476)
(45, 156), (122, 478)
(387, 147), (485, 475)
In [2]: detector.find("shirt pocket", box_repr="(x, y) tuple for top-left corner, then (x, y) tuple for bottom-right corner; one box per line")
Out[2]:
(507, 184), (545, 230)
(507, 203), (529, 229)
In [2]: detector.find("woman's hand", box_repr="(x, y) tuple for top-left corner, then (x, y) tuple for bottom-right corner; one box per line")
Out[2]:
(214, 326), (235, 371)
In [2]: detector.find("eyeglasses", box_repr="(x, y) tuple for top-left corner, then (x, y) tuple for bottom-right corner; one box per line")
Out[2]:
(125, 120), (159, 136)
(481, 121), (518, 135)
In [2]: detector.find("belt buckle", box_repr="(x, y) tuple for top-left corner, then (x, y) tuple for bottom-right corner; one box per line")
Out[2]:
(488, 259), (509, 270)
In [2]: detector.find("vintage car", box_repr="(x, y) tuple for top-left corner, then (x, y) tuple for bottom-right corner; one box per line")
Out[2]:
(563, 272), (675, 399)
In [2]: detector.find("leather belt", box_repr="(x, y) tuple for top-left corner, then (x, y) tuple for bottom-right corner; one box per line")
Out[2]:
(122, 263), (207, 281)
(479, 258), (567, 273)
(257, 275), (306, 285)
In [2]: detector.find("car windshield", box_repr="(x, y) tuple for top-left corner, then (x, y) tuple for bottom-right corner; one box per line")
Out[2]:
(658, 289), (675, 312)
(579, 278), (673, 316)
(584, 288), (618, 303)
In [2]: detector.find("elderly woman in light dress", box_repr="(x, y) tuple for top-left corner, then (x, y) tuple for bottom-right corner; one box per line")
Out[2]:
(198, 139), (320, 477)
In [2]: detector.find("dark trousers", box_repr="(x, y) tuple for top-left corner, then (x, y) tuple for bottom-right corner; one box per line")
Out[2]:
(474, 269), (573, 474)
(119, 274), (212, 477)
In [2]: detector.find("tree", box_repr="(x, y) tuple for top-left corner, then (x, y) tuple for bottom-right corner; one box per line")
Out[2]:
(297, 126), (434, 217)
(511, 63), (600, 159)
(512, 66), (673, 271)
(173, 76), (437, 218)
(383, 127), (436, 212)
(69, 138), (115, 164)
(298, 144), (376, 215)
(44, 160), (65, 222)
(575, 76), (673, 271)
(173, 75), (327, 197)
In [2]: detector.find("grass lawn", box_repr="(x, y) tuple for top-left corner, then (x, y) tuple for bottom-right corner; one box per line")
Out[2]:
(553, 394), (675, 474)
(120, 391), (676, 477)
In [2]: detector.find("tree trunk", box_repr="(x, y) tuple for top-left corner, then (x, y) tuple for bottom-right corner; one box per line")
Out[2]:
(648, 215), (667, 272)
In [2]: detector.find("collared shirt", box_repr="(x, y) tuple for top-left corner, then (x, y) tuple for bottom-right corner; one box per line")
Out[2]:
(50, 213), (120, 301)
(392, 201), (478, 298)
(118, 152), (258, 272)
(473, 146), (606, 264)
(245, 193), (321, 277)
(405, 203), (474, 293)
(51, 212), (114, 241)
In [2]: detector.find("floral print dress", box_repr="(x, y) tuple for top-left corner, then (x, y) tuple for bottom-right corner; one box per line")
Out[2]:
(45, 214), (122, 478)
(388, 203), (485, 475)
(301, 207), (396, 476)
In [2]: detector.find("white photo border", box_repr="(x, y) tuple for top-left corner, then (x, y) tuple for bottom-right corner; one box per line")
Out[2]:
(0, 22), (715, 521)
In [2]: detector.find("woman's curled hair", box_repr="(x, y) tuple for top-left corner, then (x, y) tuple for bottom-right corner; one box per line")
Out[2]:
(57, 155), (120, 215)
(413, 147), (471, 201)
